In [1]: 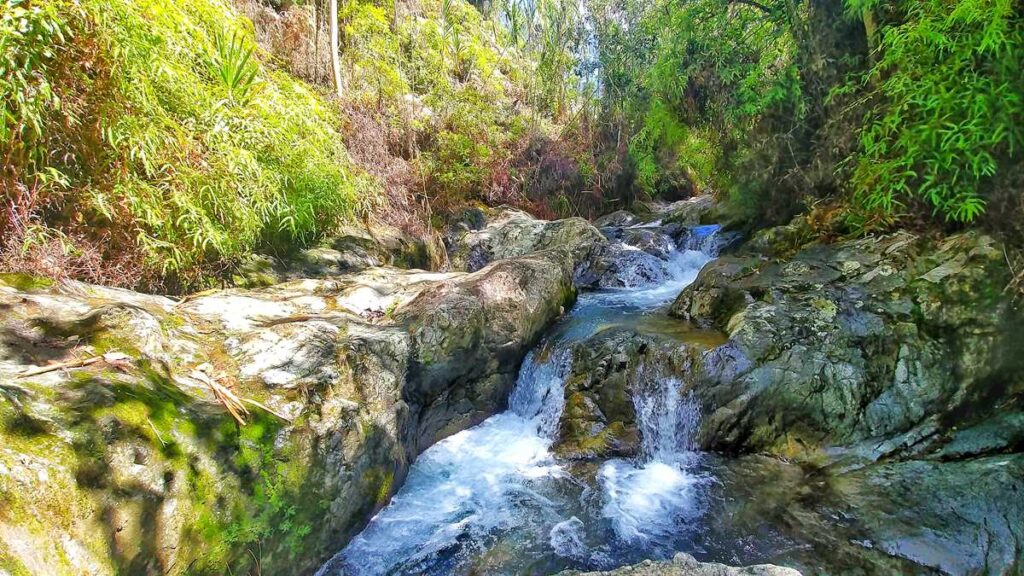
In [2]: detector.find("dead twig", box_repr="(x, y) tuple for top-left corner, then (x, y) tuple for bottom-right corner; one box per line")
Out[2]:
(16, 351), (134, 379)
(242, 398), (293, 423)
(18, 356), (102, 378)
(191, 368), (250, 425)
(191, 366), (291, 424)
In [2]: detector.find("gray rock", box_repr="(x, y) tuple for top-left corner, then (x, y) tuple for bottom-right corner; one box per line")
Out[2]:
(667, 230), (1024, 457)
(559, 552), (801, 576)
(593, 210), (639, 228)
(447, 207), (607, 274)
(0, 247), (575, 575)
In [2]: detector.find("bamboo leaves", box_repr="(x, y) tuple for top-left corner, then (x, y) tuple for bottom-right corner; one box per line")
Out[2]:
(212, 29), (261, 105)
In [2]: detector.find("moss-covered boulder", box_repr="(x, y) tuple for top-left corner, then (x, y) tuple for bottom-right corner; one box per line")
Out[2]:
(670, 230), (1024, 458)
(0, 249), (575, 575)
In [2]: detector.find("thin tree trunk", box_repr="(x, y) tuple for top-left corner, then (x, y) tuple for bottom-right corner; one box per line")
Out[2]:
(330, 0), (344, 99)
(313, 0), (320, 84)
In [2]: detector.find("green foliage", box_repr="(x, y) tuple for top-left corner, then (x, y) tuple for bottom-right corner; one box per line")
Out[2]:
(0, 0), (75, 172)
(212, 30), (261, 105)
(592, 0), (1023, 232)
(2, 0), (371, 289)
(595, 0), (799, 201)
(849, 0), (1024, 223)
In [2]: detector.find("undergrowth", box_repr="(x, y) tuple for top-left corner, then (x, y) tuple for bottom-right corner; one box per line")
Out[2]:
(2, 0), (371, 291)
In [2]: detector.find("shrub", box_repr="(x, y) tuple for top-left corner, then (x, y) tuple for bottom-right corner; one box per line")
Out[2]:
(848, 0), (1024, 224)
(1, 0), (370, 291)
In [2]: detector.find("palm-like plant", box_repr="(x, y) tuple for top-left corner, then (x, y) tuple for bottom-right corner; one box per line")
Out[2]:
(212, 30), (260, 104)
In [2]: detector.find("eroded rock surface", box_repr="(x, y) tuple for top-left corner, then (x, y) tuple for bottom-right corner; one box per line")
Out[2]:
(0, 249), (575, 575)
(446, 206), (607, 274)
(558, 553), (801, 576)
(671, 231), (1024, 457)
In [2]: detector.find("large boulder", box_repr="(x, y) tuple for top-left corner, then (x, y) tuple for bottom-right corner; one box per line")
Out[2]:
(670, 230), (1024, 458)
(447, 207), (607, 274)
(660, 229), (1024, 575)
(0, 249), (575, 576)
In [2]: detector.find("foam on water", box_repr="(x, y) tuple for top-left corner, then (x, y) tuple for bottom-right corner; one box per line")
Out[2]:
(599, 376), (705, 545)
(598, 460), (702, 544)
(323, 221), (726, 575)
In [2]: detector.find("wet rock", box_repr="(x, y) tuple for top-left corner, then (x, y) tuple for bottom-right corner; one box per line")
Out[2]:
(559, 552), (802, 576)
(554, 328), (722, 461)
(594, 210), (639, 228)
(577, 244), (672, 289)
(618, 228), (677, 259)
(661, 195), (717, 227)
(834, 454), (1024, 575)
(654, 226), (1024, 573)
(0, 248), (575, 575)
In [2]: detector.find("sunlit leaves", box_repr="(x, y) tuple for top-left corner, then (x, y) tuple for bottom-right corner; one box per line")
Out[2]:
(851, 0), (1023, 223)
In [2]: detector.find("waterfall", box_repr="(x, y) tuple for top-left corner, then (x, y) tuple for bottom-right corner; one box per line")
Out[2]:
(320, 350), (573, 576)
(597, 364), (705, 546)
(634, 373), (702, 461)
(509, 348), (572, 438)
(326, 217), (723, 575)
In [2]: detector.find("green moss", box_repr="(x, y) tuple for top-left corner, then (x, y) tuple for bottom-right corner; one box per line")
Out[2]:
(362, 466), (396, 509)
(0, 540), (33, 576)
(0, 273), (54, 291)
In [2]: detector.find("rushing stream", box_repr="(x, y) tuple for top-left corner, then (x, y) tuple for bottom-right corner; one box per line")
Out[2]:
(317, 220), (728, 576)
(319, 221), (881, 575)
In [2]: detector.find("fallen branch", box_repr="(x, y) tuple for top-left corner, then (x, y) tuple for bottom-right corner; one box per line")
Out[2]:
(17, 351), (134, 379)
(191, 368), (291, 425)
(191, 369), (250, 425)
(18, 356), (102, 378)
(242, 398), (293, 423)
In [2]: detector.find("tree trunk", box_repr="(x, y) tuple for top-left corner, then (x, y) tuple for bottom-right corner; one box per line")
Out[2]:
(330, 0), (344, 99)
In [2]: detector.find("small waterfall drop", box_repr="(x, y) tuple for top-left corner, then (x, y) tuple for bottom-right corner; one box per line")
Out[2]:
(598, 366), (705, 545)
(634, 371), (702, 460)
(325, 215), (724, 575)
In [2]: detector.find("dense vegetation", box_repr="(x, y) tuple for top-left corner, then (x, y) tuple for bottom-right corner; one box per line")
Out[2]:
(589, 0), (1023, 235)
(1, 0), (590, 290)
(2, 0), (1022, 291)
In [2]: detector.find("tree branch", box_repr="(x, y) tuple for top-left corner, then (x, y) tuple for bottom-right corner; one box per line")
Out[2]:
(729, 0), (776, 16)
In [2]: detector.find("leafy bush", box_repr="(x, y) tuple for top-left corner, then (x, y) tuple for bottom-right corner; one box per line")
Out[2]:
(2, 0), (370, 290)
(848, 0), (1023, 224)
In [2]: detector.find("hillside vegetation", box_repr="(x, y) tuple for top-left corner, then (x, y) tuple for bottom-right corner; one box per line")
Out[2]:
(1, 0), (591, 290)
(2, 0), (1023, 292)
(590, 0), (1023, 236)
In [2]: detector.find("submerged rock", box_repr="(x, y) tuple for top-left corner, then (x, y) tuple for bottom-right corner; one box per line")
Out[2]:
(0, 249), (575, 575)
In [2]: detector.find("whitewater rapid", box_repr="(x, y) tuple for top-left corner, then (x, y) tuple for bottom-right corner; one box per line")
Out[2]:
(318, 224), (722, 575)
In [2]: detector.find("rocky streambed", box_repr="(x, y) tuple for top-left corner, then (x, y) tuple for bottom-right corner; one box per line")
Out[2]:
(2, 199), (1022, 576)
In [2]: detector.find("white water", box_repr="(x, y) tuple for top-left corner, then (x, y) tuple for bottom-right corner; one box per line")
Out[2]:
(321, 224), (722, 576)
(599, 372), (705, 546)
